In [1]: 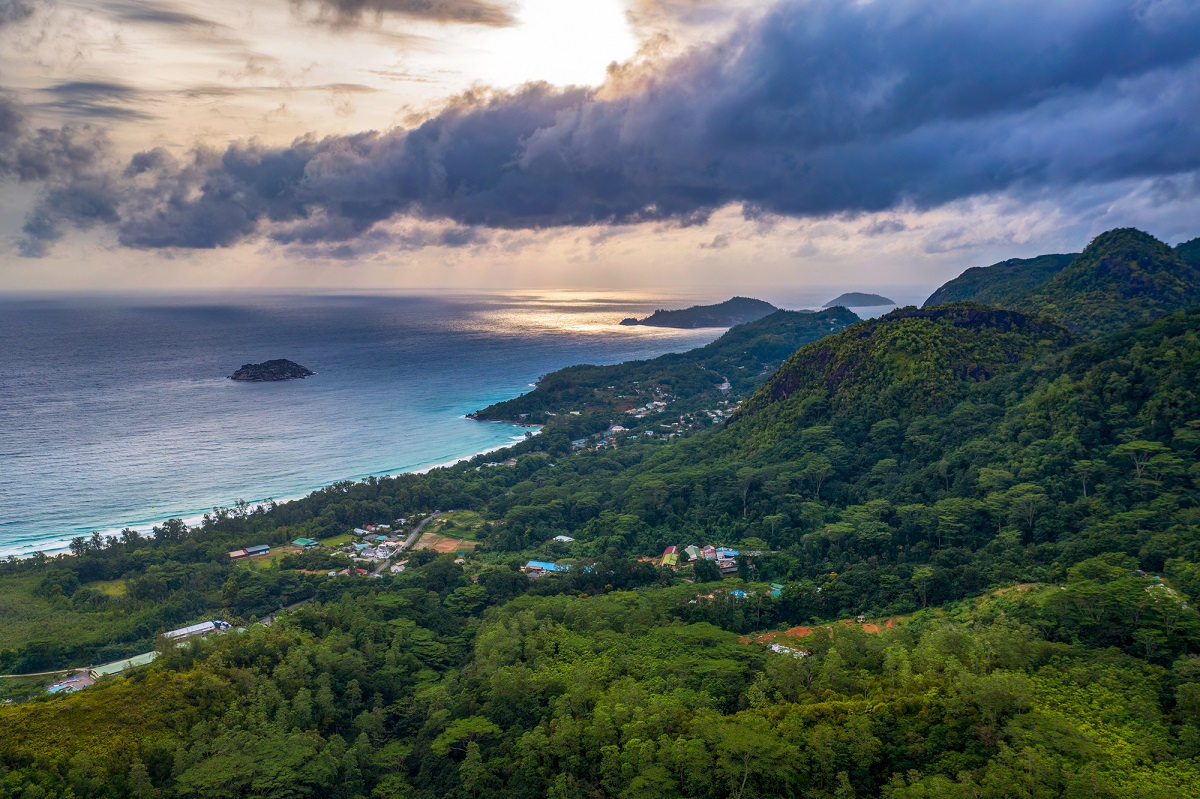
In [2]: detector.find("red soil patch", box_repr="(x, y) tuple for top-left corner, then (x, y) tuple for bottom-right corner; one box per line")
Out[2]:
(433, 537), (476, 553)
(754, 617), (900, 643)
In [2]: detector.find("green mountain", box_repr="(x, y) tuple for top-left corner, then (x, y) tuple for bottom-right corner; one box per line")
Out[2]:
(1178, 236), (1200, 268)
(1010, 228), (1200, 334)
(923, 252), (1076, 306)
(619, 295), (777, 327)
(4, 266), (1200, 794)
(740, 304), (1071, 423)
(925, 228), (1200, 336)
(473, 307), (859, 431)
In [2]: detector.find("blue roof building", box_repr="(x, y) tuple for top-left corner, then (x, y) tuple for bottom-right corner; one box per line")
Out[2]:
(524, 560), (569, 572)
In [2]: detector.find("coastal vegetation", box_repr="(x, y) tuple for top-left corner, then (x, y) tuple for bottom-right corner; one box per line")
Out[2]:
(473, 307), (859, 431)
(1, 227), (1199, 797)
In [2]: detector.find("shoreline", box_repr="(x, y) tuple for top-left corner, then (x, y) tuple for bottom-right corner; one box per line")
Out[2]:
(0, 426), (539, 560)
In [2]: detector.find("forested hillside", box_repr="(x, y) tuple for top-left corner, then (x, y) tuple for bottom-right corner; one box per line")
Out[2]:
(1, 244), (1199, 797)
(925, 228), (1200, 335)
(1011, 229), (1200, 334)
(923, 253), (1076, 307)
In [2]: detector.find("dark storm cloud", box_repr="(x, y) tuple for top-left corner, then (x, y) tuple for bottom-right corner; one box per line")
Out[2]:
(0, 95), (111, 182)
(0, 95), (115, 255)
(16, 0), (1200, 255)
(287, 0), (514, 29)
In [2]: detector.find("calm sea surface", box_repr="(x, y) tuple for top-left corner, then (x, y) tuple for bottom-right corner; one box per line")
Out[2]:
(0, 292), (722, 557)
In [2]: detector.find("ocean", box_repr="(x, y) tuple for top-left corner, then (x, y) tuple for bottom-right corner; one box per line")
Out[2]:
(0, 292), (724, 557)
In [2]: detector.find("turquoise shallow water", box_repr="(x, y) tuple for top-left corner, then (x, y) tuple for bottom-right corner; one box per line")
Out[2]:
(0, 292), (720, 557)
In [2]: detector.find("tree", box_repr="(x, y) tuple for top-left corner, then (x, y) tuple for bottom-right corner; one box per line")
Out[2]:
(1005, 483), (1047, 533)
(912, 566), (935, 608)
(693, 558), (721, 583)
(431, 716), (502, 757)
(1111, 440), (1171, 480)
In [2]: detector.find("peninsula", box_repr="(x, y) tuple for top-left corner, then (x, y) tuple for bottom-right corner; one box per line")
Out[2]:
(229, 359), (315, 382)
(619, 296), (777, 328)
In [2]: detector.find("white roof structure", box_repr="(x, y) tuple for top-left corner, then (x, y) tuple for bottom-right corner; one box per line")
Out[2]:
(163, 621), (217, 641)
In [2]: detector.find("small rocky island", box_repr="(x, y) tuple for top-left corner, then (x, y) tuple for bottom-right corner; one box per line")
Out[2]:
(229, 359), (315, 382)
(823, 292), (896, 307)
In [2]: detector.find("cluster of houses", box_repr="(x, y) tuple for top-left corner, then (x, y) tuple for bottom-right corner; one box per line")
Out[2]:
(346, 527), (403, 563)
(663, 544), (741, 575)
(626, 399), (670, 419)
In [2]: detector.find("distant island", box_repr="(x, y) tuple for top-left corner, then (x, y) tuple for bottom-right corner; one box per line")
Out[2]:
(823, 292), (895, 307)
(229, 359), (315, 382)
(620, 296), (778, 328)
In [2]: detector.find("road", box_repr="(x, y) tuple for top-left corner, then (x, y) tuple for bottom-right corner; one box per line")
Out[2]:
(370, 511), (445, 576)
(0, 667), (85, 679)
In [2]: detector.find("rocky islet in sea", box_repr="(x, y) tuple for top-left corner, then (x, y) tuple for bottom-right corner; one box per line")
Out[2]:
(229, 359), (315, 382)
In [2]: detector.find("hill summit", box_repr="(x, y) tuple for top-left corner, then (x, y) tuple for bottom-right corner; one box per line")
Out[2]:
(1009, 228), (1200, 334)
(924, 228), (1200, 335)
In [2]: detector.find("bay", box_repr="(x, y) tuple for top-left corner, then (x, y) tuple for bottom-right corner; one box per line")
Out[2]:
(0, 291), (721, 557)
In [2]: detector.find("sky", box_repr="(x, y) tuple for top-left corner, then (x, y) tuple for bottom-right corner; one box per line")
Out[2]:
(1, 0), (1199, 301)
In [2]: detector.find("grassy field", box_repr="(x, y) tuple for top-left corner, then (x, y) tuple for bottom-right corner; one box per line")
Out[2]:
(90, 579), (127, 597)
(320, 533), (354, 547)
(427, 510), (484, 539)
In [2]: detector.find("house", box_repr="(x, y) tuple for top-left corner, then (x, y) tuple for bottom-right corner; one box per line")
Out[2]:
(353, 528), (369, 536)
(375, 535), (389, 542)
(770, 583), (784, 598)
(701, 545), (717, 560)
(162, 621), (219, 643)
(293, 538), (319, 548)
(553, 535), (575, 543)
(661, 546), (679, 568)
(88, 651), (158, 680)
(245, 544), (270, 557)
(228, 549), (249, 560)
(718, 559), (739, 575)
(523, 560), (569, 574)
(716, 547), (739, 558)
(684, 545), (703, 560)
